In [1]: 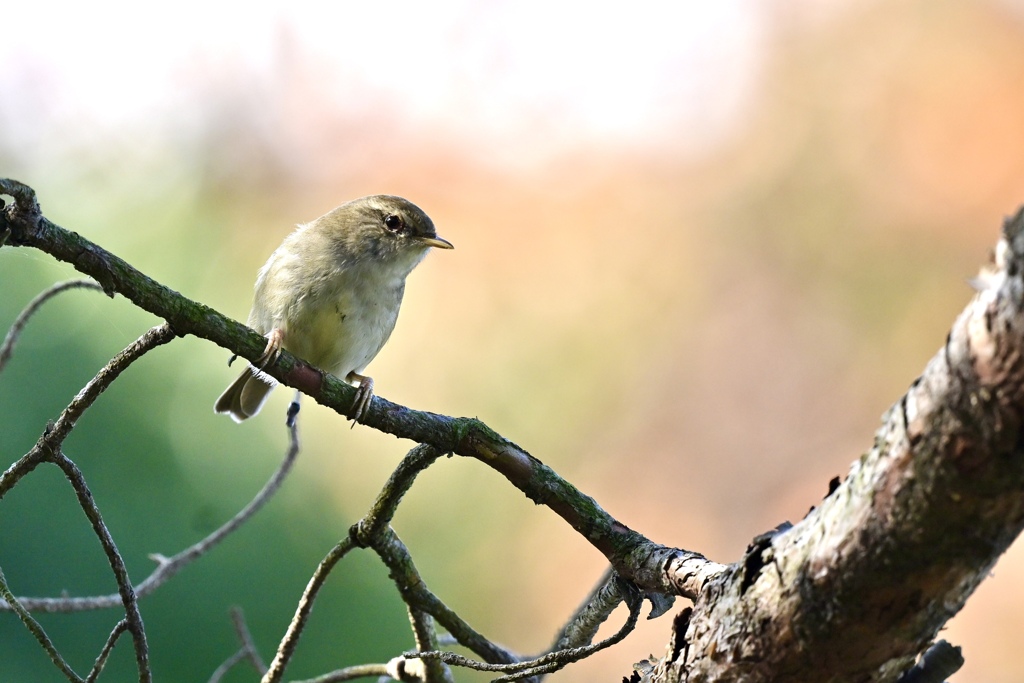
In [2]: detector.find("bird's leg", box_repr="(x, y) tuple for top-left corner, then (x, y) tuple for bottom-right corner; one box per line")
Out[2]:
(345, 371), (374, 425)
(287, 390), (301, 427)
(256, 327), (285, 370)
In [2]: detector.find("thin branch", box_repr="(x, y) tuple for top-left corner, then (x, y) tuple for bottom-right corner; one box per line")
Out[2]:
(353, 442), (451, 676)
(209, 607), (269, 683)
(231, 606), (268, 675)
(357, 444), (442, 539)
(207, 648), (251, 683)
(289, 663), (390, 682)
(370, 526), (519, 666)
(261, 537), (358, 683)
(408, 592), (642, 682)
(262, 444), (509, 682)
(86, 620), (129, 683)
(550, 568), (624, 651)
(0, 278), (105, 373)
(0, 563), (83, 682)
(0, 323), (176, 501)
(0, 324), (176, 680)
(405, 606), (454, 683)
(2, 408), (301, 613)
(51, 450), (150, 682)
(0, 178), (723, 599)
(135, 417), (300, 598)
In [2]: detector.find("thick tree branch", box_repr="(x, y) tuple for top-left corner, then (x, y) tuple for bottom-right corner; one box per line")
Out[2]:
(652, 208), (1024, 681)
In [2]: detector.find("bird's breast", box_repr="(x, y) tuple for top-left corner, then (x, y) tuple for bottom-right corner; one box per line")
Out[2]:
(285, 267), (404, 379)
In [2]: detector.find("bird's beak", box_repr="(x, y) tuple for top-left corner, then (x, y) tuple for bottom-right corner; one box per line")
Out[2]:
(418, 235), (454, 250)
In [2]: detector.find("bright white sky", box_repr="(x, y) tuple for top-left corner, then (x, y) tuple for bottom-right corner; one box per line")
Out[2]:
(1, 1), (770, 160)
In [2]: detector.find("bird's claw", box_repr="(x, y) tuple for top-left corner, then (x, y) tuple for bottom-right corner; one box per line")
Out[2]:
(348, 373), (374, 426)
(256, 328), (285, 370)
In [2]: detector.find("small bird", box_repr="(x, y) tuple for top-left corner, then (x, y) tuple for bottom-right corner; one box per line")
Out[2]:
(214, 195), (452, 423)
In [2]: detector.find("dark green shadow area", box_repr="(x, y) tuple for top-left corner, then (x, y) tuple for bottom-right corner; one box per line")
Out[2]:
(0, 254), (412, 681)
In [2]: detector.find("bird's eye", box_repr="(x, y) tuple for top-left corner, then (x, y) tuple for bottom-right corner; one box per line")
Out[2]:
(383, 214), (404, 232)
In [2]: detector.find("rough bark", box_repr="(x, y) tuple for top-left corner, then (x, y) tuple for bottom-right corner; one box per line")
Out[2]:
(641, 210), (1024, 681)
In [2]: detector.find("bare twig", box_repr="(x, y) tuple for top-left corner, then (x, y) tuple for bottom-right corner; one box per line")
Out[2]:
(51, 450), (150, 682)
(405, 606), (454, 683)
(0, 324), (176, 681)
(261, 537), (358, 683)
(357, 444), (442, 539)
(209, 607), (269, 682)
(0, 563), (83, 682)
(371, 525), (519, 667)
(360, 443), (451, 678)
(353, 445), (516, 667)
(407, 592), (642, 682)
(86, 620), (129, 683)
(289, 663), (390, 682)
(263, 444), (515, 682)
(231, 606), (268, 675)
(207, 648), (251, 683)
(551, 568), (624, 651)
(0, 178), (41, 230)
(2, 407), (301, 613)
(0, 324), (176, 501)
(0, 278), (105, 372)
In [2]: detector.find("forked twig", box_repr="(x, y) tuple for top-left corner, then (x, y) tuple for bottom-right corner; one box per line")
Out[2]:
(51, 450), (150, 682)
(208, 607), (269, 683)
(2, 405), (301, 613)
(0, 324), (175, 682)
(231, 606), (268, 675)
(0, 324), (176, 501)
(408, 590), (643, 682)
(263, 443), (513, 683)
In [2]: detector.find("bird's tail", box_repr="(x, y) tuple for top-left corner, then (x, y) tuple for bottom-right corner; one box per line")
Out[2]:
(214, 367), (277, 422)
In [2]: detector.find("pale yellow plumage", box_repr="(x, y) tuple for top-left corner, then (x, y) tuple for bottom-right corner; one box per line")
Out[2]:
(214, 195), (452, 422)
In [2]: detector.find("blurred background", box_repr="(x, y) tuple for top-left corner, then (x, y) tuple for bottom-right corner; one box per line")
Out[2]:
(1, 0), (1023, 680)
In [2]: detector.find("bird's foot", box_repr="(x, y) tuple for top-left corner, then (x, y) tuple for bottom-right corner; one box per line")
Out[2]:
(256, 328), (285, 370)
(346, 372), (374, 426)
